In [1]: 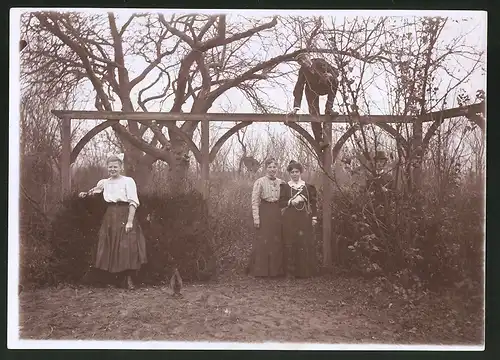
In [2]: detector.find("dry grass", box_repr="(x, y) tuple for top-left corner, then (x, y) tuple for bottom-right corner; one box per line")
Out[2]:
(18, 274), (482, 345)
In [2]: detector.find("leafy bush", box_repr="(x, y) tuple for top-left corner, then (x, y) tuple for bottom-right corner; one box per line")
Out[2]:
(208, 176), (255, 274)
(138, 191), (216, 283)
(49, 193), (108, 285)
(43, 190), (216, 287)
(19, 163), (483, 295)
(19, 196), (55, 287)
(331, 183), (484, 291)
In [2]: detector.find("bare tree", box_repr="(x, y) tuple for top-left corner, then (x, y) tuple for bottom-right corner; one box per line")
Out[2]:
(22, 11), (397, 192)
(318, 16), (484, 192)
(310, 16), (485, 253)
(235, 127), (262, 174)
(20, 77), (83, 213)
(21, 12), (279, 191)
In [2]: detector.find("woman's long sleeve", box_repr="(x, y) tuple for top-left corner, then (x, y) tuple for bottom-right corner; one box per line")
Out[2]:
(279, 183), (290, 209)
(251, 179), (262, 223)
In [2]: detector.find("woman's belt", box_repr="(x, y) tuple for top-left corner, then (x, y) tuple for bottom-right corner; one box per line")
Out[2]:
(261, 199), (278, 204)
(107, 201), (130, 206)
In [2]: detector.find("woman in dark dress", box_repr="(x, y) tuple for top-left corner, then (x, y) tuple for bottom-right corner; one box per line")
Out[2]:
(78, 154), (147, 289)
(250, 158), (284, 277)
(279, 160), (318, 278)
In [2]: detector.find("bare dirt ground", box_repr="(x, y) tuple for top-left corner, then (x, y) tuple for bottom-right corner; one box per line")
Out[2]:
(18, 274), (483, 345)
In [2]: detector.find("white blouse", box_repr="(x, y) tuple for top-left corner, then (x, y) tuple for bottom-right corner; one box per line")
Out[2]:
(91, 175), (140, 208)
(287, 179), (307, 205)
(251, 176), (283, 223)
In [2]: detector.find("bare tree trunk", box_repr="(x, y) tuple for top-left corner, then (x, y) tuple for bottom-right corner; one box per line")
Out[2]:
(167, 147), (190, 194)
(125, 155), (153, 189)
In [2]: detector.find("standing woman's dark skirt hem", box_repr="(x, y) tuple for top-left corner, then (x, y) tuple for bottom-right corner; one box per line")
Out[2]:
(250, 200), (284, 277)
(93, 202), (147, 273)
(282, 207), (317, 278)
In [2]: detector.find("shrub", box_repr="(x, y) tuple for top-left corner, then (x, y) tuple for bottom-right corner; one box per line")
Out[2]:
(207, 176), (255, 274)
(20, 164), (483, 294)
(47, 190), (216, 287)
(330, 183), (484, 291)
(19, 153), (60, 288)
(19, 196), (55, 288)
(49, 193), (107, 284)
(137, 191), (216, 283)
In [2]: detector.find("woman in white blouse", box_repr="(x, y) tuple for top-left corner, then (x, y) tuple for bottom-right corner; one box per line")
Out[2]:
(249, 158), (285, 277)
(79, 154), (147, 289)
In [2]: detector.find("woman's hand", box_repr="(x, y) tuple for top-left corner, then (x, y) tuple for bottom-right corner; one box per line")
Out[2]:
(254, 221), (260, 229)
(312, 217), (318, 226)
(125, 221), (133, 233)
(78, 192), (88, 198)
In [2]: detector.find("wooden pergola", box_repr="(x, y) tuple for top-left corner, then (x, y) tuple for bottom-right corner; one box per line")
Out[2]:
(51, 101), (485, 268)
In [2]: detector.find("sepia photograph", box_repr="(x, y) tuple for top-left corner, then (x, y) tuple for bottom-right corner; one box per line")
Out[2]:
(9, 8), (486, 350)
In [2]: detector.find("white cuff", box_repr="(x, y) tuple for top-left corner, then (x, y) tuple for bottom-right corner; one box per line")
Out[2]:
(129, 201), (138, 208)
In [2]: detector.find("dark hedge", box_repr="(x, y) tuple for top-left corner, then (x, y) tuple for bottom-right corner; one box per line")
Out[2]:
(46, 190), (216, 287)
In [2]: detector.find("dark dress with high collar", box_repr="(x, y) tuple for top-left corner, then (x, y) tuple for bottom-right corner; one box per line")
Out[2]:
(279, 181), (318, 278)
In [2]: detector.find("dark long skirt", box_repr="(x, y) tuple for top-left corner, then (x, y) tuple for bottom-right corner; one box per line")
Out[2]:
(282, 207), (317, 278)
(251, 201), (284, 277)
(93, 203), (147, 273)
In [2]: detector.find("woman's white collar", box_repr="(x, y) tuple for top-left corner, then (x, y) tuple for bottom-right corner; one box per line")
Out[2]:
(288, 179), (305, 189)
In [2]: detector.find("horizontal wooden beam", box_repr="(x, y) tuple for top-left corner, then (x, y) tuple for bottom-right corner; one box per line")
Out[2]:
(51, 102), (484, 124)
(51, 110), (407, 123)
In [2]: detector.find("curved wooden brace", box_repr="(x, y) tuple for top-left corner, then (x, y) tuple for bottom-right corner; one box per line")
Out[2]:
(332, 124), (411, 163)
(422, 113), (485, 154)
(284, 122), (321, 156)
(470, 101), (486, 132)
(376, 123), (408, 150)
(207, 120), (320, 162)
(332, 126), (357, 163)
(70, 121), (115, 164)
(422, 118), (444, 151)
(70, 121), (202, 165)
(423, 103), (485, 150)
(466, 113), (486, 133)
(209, 121), (253, 163)
(167, 125), (202, 163)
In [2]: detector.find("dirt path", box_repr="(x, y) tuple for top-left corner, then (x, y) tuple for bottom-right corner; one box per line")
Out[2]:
(18, 275), (481, 344)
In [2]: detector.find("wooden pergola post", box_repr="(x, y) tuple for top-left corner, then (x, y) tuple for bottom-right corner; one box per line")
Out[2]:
(200, 118), (210, 202)
(60, 116), (72, 200)
(322, 121), (333, 269)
